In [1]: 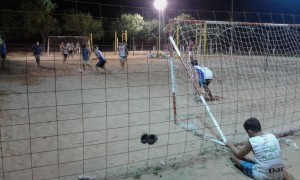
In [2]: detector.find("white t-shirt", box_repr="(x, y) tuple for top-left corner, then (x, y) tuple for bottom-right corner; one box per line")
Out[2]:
(95, 49), (105, 61)
(250, 134), (284, 180)
(194, 66), (213, 80)
(118, 44), (127, 57)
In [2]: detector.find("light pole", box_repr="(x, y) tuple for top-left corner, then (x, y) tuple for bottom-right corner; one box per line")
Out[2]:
(154, 0), (167, 58)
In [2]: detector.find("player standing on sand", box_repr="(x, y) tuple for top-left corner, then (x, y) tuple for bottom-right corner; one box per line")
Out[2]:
(94, 46), (111, 74)
(81, 44), (92, 71)
(75, 42), (80, 54)
(118, 42), (128, 70)
(32, 41), (42, 67)
(59, 42), (64, 55)
(62, 44), (69, 63)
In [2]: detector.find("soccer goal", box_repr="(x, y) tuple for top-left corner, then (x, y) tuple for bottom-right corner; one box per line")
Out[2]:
(47, 36), (85, 56)
(168, 19), (300, 145)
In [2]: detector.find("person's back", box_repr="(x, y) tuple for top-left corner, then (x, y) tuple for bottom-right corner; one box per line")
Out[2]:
(194, 66), (213, 83)
(226, 117), (288, 180)
(250, 133), (284, 179)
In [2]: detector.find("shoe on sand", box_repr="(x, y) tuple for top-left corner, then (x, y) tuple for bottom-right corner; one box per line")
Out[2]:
(147, 134), (158, 145)
(141, 133), (149, 144)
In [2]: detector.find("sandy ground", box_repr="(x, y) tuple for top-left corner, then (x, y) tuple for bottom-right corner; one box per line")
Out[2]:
(0, 51), (299, 180)
(124, 134), (300, 180)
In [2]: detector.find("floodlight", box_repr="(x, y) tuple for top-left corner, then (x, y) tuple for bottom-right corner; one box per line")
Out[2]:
(154, 0), (167, 10)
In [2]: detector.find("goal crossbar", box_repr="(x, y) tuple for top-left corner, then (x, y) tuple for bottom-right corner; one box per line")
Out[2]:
(168, 19), (300, 27)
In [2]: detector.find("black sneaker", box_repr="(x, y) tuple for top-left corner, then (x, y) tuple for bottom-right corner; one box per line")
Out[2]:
(141, 133), (149, 144)
(147, 134), (158, 145)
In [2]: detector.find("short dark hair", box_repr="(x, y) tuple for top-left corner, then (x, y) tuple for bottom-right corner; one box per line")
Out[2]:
(243, 117), (261, 132)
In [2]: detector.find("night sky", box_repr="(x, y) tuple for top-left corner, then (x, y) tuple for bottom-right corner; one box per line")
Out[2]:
(52, 0), (300, 24)
(52, 0), (300, 14)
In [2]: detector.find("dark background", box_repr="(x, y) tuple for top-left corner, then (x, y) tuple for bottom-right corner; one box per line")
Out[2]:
(1, 0), (300, 50)
(52, 0), (300, 17)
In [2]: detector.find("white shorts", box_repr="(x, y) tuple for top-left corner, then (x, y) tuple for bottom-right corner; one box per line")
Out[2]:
(82, 60), (90, 64)
(188, 51), (194, 57)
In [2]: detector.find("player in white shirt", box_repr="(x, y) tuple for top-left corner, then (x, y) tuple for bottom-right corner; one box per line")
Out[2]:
(226, 117), (289, 180)
(118, 42), (128, 70)
(193, 65), (214, 100)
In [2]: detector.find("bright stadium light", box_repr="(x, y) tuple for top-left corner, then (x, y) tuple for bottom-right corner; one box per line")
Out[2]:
(154, 0), (167, 10)
(154, 0), (167, 58)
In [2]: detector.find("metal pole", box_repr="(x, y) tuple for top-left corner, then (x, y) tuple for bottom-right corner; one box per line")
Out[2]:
(158, 9), (161, 58)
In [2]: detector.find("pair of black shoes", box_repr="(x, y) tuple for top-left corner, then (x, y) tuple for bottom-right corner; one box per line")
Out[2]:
(141, 133), (158, 145)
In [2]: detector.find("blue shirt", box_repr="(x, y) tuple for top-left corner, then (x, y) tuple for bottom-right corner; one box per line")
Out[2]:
(33, 45), (41, 55)
(1, 43), (7, 55)
(82, 48), (90, 61)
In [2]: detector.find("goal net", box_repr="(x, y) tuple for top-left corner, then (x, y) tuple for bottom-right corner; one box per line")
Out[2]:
(168, 20), (300, 145)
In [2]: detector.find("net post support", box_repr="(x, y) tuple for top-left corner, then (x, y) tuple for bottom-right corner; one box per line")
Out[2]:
(169, 55), (177, 124)
(199, 96), (227, 144)
(176, 25), (179, 47)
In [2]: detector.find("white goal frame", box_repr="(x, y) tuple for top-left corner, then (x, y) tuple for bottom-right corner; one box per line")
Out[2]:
(167, 19), (300, 146)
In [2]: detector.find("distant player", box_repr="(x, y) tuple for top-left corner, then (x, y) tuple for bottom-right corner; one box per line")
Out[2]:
(32, 41), (42, 67)
(188, 40), (197, 66)
(62, 44), (69, 63)
(123, 41), (129, 61)
(66, 42), (73, 59)
(0, 38), (7, 69)
(226, 117), (290, 180)
(75, 42), (80, 54)
(70, 43), (75, 58)
(95, 46), (111, 74)
(193, 65), (214, 101)
(118, 42), (128, 70)
(81, 44), (92, 71)
(59, 42), (64, 55)
(147, 51), (153, 59)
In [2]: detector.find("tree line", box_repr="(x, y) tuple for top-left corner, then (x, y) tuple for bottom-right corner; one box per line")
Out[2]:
(0, 0), (194, 48)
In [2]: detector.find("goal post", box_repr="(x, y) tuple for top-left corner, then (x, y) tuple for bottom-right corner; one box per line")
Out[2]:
(169, 36), (226, 146)
(168, 19), (300, 145)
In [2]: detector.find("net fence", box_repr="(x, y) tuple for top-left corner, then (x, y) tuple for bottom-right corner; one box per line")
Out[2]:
(0, 4), (300, 179)
(168, 20), (300, 145)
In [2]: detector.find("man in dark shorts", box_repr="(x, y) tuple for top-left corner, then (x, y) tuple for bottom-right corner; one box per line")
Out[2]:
(33, 41), (42, 67)
(95, 46), (110, 74)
